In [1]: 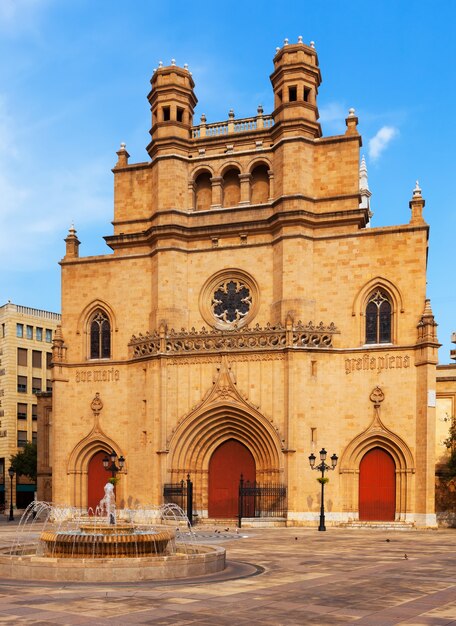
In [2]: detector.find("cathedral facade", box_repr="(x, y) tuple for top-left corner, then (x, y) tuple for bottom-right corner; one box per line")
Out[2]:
(48, 40), (439, 526)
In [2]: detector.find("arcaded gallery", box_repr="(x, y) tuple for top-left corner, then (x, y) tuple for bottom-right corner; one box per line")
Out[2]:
(42, 39), (442, 527)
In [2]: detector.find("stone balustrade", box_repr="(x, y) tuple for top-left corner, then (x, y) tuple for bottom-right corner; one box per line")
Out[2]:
(129, 321), (339, 358)
(192, 114), (274, 139)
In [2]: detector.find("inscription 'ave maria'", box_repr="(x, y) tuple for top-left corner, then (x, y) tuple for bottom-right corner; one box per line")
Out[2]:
(345, 353), (411, 375)
(75, 368), (120, 383)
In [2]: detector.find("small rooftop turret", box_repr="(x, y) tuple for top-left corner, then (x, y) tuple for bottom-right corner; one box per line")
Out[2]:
(270, 36), (322, 138)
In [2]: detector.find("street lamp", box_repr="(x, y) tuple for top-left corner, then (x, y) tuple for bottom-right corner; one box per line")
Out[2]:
(102, 450), (125, 478)
(309, 447), (338, 531)
(8, 467), (15, 522)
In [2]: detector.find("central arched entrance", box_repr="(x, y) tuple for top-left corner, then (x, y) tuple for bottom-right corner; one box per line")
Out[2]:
(87, 450), (107, 513)
(208, 439), (255, 518)
(359, 447), (396, 521)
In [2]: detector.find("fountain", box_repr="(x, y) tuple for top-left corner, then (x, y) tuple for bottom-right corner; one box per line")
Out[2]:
(0, 483), (225, 582)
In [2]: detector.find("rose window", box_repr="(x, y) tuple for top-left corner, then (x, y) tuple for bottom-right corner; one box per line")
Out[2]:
(211, 280), (252, 326)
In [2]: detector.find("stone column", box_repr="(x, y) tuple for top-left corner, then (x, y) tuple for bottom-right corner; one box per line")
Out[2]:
(239, 173), (252, 205)
(211, 177), (223, 208)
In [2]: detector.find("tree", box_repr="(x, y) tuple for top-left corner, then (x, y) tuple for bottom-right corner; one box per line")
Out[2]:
(10, 442), (37, 482)
(443, 421), (456, 478)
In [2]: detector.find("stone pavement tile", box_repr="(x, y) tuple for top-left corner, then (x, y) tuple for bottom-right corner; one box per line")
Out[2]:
(427, 600), (456, 618)
(396, 616), (456, 626)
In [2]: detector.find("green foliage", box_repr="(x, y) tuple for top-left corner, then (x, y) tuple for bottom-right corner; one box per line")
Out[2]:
(443, 421), (456, 479)
(443, 422), (456, 450)
(108, 477), (120, 486)
(447, 450), (456, 478)
(10, 442), (37, 482)
(317, 477), (329, 485)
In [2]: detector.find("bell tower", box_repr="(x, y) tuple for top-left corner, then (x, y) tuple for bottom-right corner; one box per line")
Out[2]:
(270, 37), (322, 138)
(147, 60), (197, 157)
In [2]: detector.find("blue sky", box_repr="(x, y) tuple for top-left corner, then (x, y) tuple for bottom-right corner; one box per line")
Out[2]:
(0, 0), (455, 361)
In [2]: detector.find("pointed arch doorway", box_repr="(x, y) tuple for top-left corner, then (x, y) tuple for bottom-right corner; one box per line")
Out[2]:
(87, 450), (107, 513)
(208, 439), (256, 518)
(359, 447), (396, 521)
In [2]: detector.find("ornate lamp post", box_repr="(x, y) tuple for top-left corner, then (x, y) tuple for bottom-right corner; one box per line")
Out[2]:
(8, 467), (15, 522)
(309, 448), (338, 531)
(102, 450), (125, 478)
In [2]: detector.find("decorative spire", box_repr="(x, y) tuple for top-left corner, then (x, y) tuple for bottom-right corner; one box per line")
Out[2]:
(359, 155), (369, 192)
(416, 297), (439, 348)
(413, 180), (422, 197)
(345, 107), (359, 136)
(52, 324), (67, 364)
(409, 179), (426, 224)
(115, 141), (130, 168)
(298, 35), (303, 44)
(310, 41), (315, 49)
(359, 155), (372, 224)
(422, 298), (434, 318)
(64, 224), (80, 259)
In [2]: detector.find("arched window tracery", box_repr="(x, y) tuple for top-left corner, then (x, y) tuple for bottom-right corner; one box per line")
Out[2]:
(90, 310), (111, 359)
(365, 290), (392, 344)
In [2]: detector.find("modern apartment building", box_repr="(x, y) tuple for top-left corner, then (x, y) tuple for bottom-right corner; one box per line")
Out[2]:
(0, 302), (60, 509)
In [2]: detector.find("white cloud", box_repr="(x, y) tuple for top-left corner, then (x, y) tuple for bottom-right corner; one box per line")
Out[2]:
(368, 126), (399, 161)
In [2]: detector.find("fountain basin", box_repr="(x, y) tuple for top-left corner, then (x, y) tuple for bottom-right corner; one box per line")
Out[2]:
(0, 544), (226, 582)
(40, 524), (174, 558)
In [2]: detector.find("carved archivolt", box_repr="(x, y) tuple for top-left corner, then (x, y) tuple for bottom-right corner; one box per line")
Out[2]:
(67, 394), (125, 475)
(339, 387), (414, 473)
(167, 357), (284, 474)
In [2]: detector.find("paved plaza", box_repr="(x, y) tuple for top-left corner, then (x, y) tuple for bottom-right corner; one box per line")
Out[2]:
(0, 520), (455, 625)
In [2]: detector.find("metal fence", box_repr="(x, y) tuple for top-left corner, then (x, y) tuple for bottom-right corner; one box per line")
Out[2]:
(163, 475), (193, 525)
(238, 476), (287, 527)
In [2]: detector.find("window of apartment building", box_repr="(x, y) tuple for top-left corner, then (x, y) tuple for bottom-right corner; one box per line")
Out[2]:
(32, 377), (42, 394)
(46, 352), (52, 369)
(17, 348), (27, 366)
(36, 327), (43, 341)
(16, 324), (24, 338)
(32, 431), (37, 445)
(26, 325), (33, 340)
(46, 379), (52, 392)
(17, 403), (27, 420)
(32, 350), (42, 368)
(17, 376), (27, 393)
(45, 329), (52, 343)
(32, 405), (37, 421)
(17, 430), (27, 447)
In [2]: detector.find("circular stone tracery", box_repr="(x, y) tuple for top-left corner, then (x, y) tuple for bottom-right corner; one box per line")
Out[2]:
(212, 279), (252, 325)
(200, 270), (259, 330)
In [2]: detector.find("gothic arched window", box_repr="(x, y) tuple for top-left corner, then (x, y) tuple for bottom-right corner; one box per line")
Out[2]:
(365, 290), (392, 344)
(90, 310), (111, 359)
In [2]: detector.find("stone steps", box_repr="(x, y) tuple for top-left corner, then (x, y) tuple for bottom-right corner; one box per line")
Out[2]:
(339, 521), (416, 531)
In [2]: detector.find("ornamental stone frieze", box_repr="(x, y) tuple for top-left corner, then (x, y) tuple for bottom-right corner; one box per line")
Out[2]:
(129, 320), (339, 359)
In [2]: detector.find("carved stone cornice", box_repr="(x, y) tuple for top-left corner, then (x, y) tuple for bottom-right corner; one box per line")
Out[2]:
(129, 320), (339, 359)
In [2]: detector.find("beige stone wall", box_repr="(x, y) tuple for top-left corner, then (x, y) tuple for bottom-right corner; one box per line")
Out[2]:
(51, 42), (439, 526)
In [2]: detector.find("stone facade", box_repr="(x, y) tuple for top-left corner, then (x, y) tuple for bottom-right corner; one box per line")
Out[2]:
(50, 41), (439, 526)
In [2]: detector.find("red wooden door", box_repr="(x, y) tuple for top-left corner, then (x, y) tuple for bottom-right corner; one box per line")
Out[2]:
(87, 451), (107, 513)
(208, 439), (255, 518)
(359, 447), (396, 521)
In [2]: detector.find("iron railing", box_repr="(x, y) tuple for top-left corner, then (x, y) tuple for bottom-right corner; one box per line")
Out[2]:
(238, 476), (287, 527)
(163, 474), (193, 525)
